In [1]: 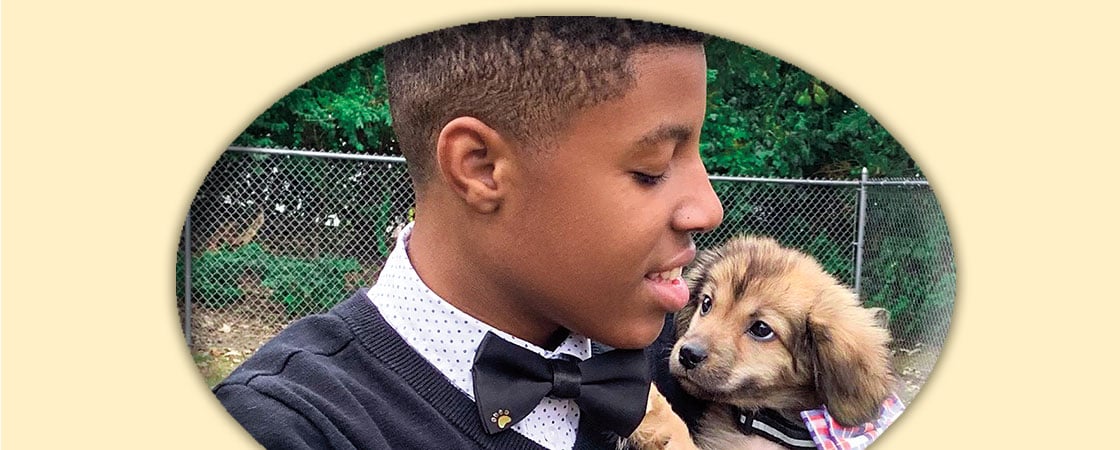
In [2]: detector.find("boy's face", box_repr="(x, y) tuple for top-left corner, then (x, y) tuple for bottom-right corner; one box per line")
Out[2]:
(488, 44), (724, 349)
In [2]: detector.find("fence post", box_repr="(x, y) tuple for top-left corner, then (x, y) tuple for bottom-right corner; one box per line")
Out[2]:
(854, 167), (868, 297)
(183, 210), (193, 346)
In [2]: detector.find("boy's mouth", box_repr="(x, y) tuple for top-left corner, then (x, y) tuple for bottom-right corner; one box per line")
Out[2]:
(645, 266), (684, 283)
(645, 266), (689, 311)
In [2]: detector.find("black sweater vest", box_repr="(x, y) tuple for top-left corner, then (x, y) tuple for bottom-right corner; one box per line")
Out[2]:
(215, 290), (641, 449)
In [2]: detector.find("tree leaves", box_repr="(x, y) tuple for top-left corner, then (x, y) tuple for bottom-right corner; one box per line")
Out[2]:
(233, 50), (393, 154)
(232, 40), (918, 179)
(702, 37), (918, 178)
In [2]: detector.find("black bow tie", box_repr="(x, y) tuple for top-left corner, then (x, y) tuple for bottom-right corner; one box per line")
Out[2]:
(470, 332), (651, 437)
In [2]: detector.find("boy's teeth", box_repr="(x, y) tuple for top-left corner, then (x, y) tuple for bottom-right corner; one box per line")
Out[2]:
(651, 267), (683, 281)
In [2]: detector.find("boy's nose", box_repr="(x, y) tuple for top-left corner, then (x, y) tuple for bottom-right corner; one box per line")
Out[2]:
(672, 157), (724, 233)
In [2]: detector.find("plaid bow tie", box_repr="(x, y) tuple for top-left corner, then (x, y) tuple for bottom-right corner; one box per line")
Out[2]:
(470, 332), (651, 437)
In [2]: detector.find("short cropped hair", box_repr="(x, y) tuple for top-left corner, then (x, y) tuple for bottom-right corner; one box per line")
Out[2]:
(383, 17), (707, 187)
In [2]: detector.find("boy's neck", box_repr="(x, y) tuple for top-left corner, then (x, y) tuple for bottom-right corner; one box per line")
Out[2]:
(407, 218), (560, 347)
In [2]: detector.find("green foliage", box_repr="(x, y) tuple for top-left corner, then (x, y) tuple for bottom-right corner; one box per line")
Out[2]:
(234, 50), (394, 154)
(176, 248), (184, 300)
(370, 192), (395, 258)
(862, 235), (955, 345)
(191, 243), (269, 306)
(859, 190), (956, 345)
(802, 231), (852, 281)
(261, 254), (363, 315)
(187, 243), (363, 314)
(702, 38), (918, 178)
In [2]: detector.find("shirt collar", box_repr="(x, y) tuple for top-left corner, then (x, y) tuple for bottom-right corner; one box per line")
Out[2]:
(369, 222), (592, 363)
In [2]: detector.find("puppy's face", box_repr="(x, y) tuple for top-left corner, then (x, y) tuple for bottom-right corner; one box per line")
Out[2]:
(668, 236), (894, 425)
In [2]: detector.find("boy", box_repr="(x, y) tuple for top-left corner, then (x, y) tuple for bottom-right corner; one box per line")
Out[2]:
(214, 17), (724, 449)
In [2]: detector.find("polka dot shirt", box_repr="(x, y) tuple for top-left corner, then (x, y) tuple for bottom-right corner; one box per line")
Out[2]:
(367, 223), (592, 450)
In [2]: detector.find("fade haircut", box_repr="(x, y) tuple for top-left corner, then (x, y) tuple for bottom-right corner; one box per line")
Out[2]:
(383, 17), (707, 187)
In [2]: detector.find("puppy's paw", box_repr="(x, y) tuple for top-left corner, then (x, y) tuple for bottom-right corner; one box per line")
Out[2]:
(625, 384), (698, 450)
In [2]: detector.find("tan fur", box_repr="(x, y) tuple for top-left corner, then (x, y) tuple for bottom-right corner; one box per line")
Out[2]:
(625, 384), (698, 450)
(627, 387), (783, 450)
(632, 236), (895, 449)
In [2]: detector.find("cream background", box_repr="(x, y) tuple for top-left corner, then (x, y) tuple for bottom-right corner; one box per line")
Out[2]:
(3, 1), (1117, 448)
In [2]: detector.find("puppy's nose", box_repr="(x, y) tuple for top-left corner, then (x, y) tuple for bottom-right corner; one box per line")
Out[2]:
(678, 343), (708, 370)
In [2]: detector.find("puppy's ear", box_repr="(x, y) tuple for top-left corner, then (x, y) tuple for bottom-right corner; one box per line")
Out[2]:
(674, 248), (722, 340)
(807, 287), (894, 426)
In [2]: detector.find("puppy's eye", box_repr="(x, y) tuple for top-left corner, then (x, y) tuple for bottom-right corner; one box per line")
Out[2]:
(699, 294), (713, 316)
(747, 321), (775, 341)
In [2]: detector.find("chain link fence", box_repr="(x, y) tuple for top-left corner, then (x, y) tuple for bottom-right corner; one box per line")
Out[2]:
(175, 147), (414, 361)
(177, 147), (954, 402)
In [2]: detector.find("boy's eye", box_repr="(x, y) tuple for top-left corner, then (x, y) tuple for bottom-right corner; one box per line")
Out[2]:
(699, 294), (713, 316)
(631, 171), (668, 186)
(746, 321), (776, 341)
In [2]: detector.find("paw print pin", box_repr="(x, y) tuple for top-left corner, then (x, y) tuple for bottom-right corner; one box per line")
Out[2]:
(490, 409), (512, 429)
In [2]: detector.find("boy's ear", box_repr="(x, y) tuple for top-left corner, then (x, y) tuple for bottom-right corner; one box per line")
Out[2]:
(434, 117), (515, 214)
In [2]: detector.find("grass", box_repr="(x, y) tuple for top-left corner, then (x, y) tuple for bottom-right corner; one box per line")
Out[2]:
(193, 351), (243, 388)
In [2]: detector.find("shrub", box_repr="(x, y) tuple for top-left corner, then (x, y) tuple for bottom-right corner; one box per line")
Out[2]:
(262, 254), (362, 315)
(191, 243), (269, 307)
(861, 234), (955, 346)
(183, 242), (363, 315)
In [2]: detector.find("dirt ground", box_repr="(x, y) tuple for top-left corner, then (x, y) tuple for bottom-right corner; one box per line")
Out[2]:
(890, 342), (939, 406)
(189, 299), (289, 349)
(186, 300), (293, 387)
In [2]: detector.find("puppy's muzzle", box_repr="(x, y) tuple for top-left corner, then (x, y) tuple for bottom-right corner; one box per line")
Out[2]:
(678, 343), (708, 370)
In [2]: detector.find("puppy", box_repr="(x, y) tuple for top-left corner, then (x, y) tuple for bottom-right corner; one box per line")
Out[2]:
(653, 236), (895, 449)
